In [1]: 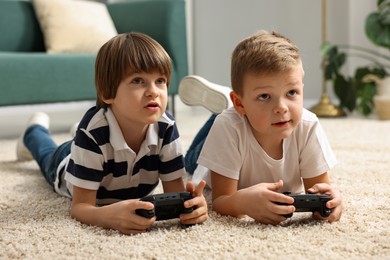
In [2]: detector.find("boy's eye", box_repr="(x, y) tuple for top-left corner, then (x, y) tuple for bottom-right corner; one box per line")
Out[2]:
(156, 78), (167, 84)
(287, 90), (298, 97)
(257, 94), (270, 101)
(131, 78), (143, 84)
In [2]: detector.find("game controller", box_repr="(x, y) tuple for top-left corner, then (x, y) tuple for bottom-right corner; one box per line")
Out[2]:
(135, 192), (195, 221)
(278, 192), (332, 218)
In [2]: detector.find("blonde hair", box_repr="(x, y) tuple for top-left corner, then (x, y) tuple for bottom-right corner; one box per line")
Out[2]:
(95, 32), (172, 108)
(231, 30), (301, 95)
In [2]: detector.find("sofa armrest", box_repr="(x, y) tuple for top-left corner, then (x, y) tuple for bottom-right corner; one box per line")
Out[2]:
(107, 0), (188, 95)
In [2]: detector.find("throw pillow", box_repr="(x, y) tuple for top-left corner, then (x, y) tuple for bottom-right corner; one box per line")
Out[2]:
(32, 0), (118, 54)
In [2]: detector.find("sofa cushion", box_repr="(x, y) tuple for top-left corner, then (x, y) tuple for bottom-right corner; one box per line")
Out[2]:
(0, 52), (96, 106)
(32, 0), (118, 54)
(0, 1), (45, 52)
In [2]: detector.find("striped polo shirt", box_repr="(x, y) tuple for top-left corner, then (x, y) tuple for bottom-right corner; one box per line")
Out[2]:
(55, 106), (185, 205)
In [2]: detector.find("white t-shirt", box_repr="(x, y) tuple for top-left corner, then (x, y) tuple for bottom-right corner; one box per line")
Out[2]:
(194, 107), (337, 194)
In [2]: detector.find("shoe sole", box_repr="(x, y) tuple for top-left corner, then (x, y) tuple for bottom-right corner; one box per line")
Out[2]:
(178, 75), (231, 114)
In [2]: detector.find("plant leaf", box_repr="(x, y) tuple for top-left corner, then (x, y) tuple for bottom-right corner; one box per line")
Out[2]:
(366, 13), (390, 48)
(334, 74), (356, 111)
(354, 67), (386, 115)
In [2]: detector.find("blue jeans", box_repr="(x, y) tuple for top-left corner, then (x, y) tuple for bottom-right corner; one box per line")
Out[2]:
(184, 114), (216, 175)
(24, 125), (72, 187)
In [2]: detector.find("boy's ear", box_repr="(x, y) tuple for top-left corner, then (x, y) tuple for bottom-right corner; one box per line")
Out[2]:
(230, 91), (246, 116)
(102, 97), (114, 105)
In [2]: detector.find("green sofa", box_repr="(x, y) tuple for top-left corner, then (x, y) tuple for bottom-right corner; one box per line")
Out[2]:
(0, 0), (188, 113)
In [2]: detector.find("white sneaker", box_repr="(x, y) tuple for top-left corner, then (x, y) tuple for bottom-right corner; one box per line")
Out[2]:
(178, 75), (233, 114)
(16, 112), (50, 161)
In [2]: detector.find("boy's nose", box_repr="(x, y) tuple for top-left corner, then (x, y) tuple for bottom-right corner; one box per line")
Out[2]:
(273, 99), (288, 114)
(145, 83), (159, 97)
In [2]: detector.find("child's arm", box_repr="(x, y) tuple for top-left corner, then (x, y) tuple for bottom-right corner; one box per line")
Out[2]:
(161, 177), (186, 192)
(70, 186), (156, 235)
(303, 172), (343, 222)
(211, 171), (294, 225)
(161, 178), (209, 225)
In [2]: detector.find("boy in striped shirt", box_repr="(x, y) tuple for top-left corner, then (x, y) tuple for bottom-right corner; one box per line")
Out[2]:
(16, 32), (208, 235)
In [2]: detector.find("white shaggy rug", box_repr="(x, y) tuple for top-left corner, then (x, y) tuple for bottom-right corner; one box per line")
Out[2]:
(1, 116), (390, 259)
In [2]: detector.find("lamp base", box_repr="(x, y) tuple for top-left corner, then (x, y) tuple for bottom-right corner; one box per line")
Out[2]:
(309, 93), (346, 117)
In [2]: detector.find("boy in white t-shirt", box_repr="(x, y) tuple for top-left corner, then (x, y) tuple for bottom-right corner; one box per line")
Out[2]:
(179, 30), (343, 225)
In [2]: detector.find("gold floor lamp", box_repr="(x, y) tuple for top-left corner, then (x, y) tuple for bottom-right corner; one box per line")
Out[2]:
(310, 0), (346, 117)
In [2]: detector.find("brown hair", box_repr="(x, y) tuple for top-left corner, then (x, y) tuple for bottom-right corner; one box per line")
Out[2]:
(231, 30), (301, 95)
(94, 32), (172, 108)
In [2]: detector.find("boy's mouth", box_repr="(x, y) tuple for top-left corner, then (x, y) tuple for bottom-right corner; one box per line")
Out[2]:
(145, 102), (160, 108)
(272, 120), (291, 126)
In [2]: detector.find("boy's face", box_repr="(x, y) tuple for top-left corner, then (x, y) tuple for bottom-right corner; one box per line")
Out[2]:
(103, 71), (168, 128)
(231, 64), (304, 145)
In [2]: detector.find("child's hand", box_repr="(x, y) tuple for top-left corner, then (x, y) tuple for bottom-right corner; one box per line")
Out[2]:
(179, 180), (209, 225)
(308, 183), (343, 222)
(241, 180), (295, 225)
(71, 186), (156, 236)
(105, 199), (156, 235)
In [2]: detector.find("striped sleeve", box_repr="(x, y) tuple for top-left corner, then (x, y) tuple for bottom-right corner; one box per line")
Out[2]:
(64, 107), (108, 191)
(157, 117), (186, 181)
(65, 127), (106, 191)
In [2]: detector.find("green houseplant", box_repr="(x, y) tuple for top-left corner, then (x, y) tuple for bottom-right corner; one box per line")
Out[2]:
(323, 0), (390, 116)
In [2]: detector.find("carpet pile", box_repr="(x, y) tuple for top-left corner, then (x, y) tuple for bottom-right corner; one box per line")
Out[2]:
(1, 117), (389, 259)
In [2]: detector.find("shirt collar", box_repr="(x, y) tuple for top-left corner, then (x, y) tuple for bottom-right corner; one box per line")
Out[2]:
(105, 108), (175, 152)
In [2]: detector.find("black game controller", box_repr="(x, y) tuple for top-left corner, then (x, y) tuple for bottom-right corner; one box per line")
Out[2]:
(278, 192), (332, 218)
(136, 192), (195, 221)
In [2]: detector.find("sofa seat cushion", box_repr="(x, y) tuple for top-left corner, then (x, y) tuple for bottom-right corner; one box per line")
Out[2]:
(0, 52), (96, 106)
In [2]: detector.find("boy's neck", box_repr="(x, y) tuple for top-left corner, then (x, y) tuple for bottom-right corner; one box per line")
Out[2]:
(263, 143), (283, 160)
(115, 119), (149, 154)
(256, 137), (284, 160)
(124, 126), (149, 154)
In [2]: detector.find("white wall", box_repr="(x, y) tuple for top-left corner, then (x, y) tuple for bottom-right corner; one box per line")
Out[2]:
(190, 0), (379, 102)
(328, 0), (381, 73)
